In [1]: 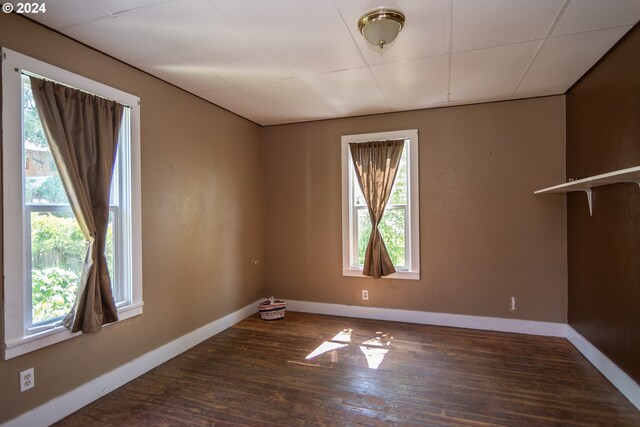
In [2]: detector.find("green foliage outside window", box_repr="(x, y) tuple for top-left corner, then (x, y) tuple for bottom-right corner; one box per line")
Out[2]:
(32, 267), (80, 323)
(30, 211), (114, 324)
(30, 211), (84, 323)
(26, 176), (68, 204)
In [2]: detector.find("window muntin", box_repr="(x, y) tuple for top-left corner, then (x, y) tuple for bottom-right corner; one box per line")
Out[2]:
(2, 48), (143, 359)
(341, 130), (419, 280)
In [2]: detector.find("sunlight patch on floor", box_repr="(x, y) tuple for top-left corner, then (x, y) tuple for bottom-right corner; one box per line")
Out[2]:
(304, 329), (393, 369)
(359, 346), (389, 369)
(305, 341), (348, 360)
(332, 328), (353, 342)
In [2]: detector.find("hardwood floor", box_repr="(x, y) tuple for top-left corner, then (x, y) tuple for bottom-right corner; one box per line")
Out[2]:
(55, 312), (640, 426)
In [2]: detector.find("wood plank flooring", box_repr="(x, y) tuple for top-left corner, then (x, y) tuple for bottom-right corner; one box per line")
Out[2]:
(55, 312), (640, 426)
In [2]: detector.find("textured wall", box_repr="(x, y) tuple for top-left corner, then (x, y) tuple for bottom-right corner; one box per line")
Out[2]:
(0, 13), (263, 422)
(262, 96), (567, 322)
(566, 23), (640, 383)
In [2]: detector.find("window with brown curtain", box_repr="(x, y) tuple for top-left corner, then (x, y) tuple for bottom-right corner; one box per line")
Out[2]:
(2, 48), (143, 359)
(341, 129), (420, 281)
(349, 140), (405, 278)
(29, 76), (124, 333)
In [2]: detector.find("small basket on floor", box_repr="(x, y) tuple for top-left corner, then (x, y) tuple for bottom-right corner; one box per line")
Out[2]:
(258, 297), (286, 320)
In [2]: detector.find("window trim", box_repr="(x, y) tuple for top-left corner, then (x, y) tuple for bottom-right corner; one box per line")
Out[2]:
(341, 129), (420, 280)
(2, 47), (143, 359)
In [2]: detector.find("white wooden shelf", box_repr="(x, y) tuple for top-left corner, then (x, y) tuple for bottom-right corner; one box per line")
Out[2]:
(534, 165), (640, 215)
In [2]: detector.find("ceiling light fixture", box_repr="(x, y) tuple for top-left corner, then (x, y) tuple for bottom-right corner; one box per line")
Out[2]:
(358, 9), (406, 50)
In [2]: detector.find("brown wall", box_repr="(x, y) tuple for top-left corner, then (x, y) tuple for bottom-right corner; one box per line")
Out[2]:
(0, 14), (263, 422)
(262, 97), (567, 322)
(566, 24), (640, 383)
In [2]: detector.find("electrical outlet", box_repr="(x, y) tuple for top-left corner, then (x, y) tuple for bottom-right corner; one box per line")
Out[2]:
(362, 290), (369, 300)
(510, 296), (517, 312)
(20, 368), (34, 392)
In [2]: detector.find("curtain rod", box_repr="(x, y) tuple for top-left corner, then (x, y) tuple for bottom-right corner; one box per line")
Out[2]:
(17, 68), (135, 109)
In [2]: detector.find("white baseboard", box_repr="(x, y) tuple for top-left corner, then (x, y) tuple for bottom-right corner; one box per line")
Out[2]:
(286, 300), (567, 337)
(3, 300), (260, 427)
(566, 326), (640, 411)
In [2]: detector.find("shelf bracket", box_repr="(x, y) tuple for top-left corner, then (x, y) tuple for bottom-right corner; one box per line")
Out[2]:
(584, 189), (593, 216)
(582, 182), (638, 216)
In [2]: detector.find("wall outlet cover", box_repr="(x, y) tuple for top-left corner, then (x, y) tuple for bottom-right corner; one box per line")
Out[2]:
(20, 367), (35, 392)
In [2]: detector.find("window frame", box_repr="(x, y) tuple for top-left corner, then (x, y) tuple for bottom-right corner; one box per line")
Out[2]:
(2, 47), (143, 359)
(341, 129), (420, 280)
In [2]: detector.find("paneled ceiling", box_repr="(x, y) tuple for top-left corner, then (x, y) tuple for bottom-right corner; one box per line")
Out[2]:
(28, 0), (640, 125)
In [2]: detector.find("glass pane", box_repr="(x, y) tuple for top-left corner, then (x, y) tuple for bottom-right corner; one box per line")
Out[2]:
(357, 208), (372, 265)
(30, 211), (84, 324)
(106, 211), (117, 301)
(353, 141), (408, 269)
(109, 145), (120, 206)
(24, 76), (119, 324)
(23, 78), (68, 205)
(354, 177), (366, 206)
(388, 143), (408, 206)
(356, 207), (406, 268)
(379, 207), (406, 268)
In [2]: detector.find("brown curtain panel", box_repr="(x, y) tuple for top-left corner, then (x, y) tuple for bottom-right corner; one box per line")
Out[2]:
(30, 76), (124, 333)
(349, 139), (404, 278)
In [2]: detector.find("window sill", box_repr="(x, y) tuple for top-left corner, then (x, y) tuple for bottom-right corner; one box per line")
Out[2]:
(342, 268), (420, 281)
(4, 302), (143, 360)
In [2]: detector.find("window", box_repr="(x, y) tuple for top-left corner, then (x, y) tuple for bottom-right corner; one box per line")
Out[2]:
(341, 130), (420, 280)
(2, 48), (143, 359)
